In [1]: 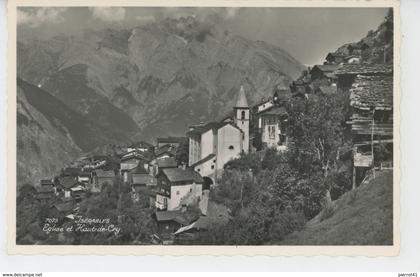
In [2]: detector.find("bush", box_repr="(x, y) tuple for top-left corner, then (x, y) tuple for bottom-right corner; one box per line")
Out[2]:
(269, 209), (306, 241)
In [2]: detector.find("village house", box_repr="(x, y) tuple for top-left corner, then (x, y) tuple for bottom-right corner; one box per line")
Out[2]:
(37, 179), (57, 202)
(259, 105), (288, 150)
(154, 144), (178, 160)
(154, 209), (199, 243)
(188, 86), (249, 183)
(92, 169), (116, 192)
(334, 63), (393, 93)
(155, 168), (204, 211)
(347, 74), (393, 187)
(309, 64), (339, 84)
(127, 141), (154, 153)
(120, 151), (150, 182)
(128, 165), (158, 203)
(174, 201), (230, 244)
(325, 52), (346, 65)
(57, 176), (83, 199)
(156, 136), (187, 149)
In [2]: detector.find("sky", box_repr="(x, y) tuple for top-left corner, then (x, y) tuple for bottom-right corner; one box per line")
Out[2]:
(17, 7), (389, 65)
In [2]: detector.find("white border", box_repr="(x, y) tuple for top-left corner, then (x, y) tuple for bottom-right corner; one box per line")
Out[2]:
(1, 0), (418, 269)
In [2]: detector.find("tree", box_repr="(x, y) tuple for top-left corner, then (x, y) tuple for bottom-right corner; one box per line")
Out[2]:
(175, 139), (189, 165)
(286, 92), (351, 204)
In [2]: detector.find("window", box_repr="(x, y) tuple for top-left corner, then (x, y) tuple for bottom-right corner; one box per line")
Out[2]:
(241, 110), (246, 120)
(269, 125), (276, 139)
(176, 191), (180, 195)
(211, 165), (215, 169)
(190, 188), (193, 193)
(229, 145), (234, 150)
(197, 169), (200, 172)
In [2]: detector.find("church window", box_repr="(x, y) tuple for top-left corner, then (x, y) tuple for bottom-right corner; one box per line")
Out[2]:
(241, 110), (246, 120)
(229, 145), (234, 150)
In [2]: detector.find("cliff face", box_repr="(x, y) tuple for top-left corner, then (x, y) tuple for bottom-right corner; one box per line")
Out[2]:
(17, 79), (81, 187)
(17, 17), (304, 142)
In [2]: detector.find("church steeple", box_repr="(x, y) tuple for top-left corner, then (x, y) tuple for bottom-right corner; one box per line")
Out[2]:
(235, 85), (249, 108)
(233, 85), (250, 153)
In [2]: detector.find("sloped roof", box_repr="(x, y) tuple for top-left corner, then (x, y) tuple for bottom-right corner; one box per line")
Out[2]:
(350, 75), (393, 111)
(129, 165), (148, 174)
(58, 176), (79, 189)
(129, 141), (153, 148)
(187, 122), (228, 136)
(162, 168), (204, 183)
(259, 105), (287, 116)
(174, 201), (230, 235)
(155, 144), (177, 157)
(190, 153), (216, 168)
(334, 64), (393, 76)
(132, 174), (157, 186)
(121, 151), (150, 162)
(311, 64), (339, 73)
(157, 157), (178, 168)
(155, 210), (198, 225)
(235, 85), (249, 108)
(94, 169), (115, 178)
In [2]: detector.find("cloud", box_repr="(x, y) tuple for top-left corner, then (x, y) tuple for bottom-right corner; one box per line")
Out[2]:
(89, 7), (126, 22)
(225, 7), (240, 19)
(17, 8), (68, 27)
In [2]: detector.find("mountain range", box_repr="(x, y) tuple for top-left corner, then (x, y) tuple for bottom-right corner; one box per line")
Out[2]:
(16, 16), (306, 185)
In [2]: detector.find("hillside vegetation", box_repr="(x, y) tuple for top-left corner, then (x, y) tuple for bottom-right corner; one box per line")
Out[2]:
(281, 170), (393, 245)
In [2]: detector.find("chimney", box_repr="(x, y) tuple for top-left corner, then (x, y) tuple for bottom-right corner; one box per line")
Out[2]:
(181, 205), (187, 213)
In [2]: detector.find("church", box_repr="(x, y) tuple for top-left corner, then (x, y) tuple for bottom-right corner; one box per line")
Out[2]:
(187, 86), (250, 184)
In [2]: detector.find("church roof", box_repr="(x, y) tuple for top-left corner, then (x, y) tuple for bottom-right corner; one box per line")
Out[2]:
(235, 86), (249, 108)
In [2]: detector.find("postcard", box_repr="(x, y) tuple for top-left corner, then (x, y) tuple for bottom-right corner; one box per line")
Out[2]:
(7, 0), (400, 256)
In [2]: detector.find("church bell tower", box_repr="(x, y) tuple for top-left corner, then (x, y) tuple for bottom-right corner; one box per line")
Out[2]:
(234, 85), (250, 153)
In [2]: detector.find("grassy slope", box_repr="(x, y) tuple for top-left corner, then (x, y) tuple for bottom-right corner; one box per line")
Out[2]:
(281, 170), (393, 245)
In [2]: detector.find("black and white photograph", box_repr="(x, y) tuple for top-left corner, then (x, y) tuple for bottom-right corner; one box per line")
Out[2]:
(11, 3), (397, 250)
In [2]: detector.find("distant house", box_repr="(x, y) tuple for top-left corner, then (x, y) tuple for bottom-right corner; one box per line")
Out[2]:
(347, 74), (393, 187)
(77, 172), (91, 185)
(156, 137), (187, 149)
(174, 201), (230, 243)
(325, 52), (346, 64)
(334, 63), (393, 92)
(309, 64), (339, 83)
(37, 179), (56, 202)
(58, 176), (81, 198)
(127, 141), (154, 153)
(92, 169), (115, 192)
(154, 144), (178, 160)
(120, 151), (150, 182)
(155, 157), (178, 172)
(155, 168), (204, 211)
(154, 210), (199, 240)
(259, 105), (288, 151)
